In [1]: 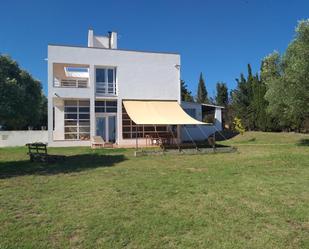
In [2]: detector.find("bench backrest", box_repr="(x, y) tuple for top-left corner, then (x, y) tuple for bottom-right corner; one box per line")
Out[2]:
(26, 143), (47, 155)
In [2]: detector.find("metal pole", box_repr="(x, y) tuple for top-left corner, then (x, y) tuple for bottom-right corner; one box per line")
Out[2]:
(135, 124), (138, 151)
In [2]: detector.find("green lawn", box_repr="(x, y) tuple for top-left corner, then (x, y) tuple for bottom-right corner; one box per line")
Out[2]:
(0, 132), (308, 249)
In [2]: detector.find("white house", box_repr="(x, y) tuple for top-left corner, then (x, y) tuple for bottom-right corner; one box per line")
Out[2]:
(48, 29), (222, 147)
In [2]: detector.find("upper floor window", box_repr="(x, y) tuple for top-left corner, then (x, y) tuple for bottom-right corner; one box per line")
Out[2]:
(96, 68), (116, 96)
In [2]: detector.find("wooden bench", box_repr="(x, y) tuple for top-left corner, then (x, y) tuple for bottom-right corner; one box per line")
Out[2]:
(26, 143), (65, 163)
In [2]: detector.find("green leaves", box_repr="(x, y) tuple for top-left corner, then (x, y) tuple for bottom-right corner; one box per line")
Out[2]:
(263, 19), (309, 131)
(0, 55), (46, 130)
(215, 82), (228, 106)
(196, 72), (209, 104)
(180, 80), (194, 102)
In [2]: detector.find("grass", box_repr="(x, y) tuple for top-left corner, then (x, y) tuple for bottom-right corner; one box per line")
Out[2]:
(0, 132), (308, 249)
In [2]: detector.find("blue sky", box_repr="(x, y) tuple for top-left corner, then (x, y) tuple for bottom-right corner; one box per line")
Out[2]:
(0, 0), (308, 97)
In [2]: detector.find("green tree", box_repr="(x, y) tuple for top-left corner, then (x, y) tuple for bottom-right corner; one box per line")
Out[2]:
(39, 95), (48, 129)
(231, 70), (251, 129)
(281, 20), (309, 130)
(0, 55), (46, 130)
(180, 80), (193, 102)
(264, 20), (309, 130)
(249, 73), (274, 131)
(215, 82), (228, 106)
(196, 72), (209, 103)
(261, 51), (284, 130)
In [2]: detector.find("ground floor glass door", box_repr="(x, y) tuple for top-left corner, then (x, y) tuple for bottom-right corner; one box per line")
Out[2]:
(96, 115), (116, 143)
(108, 116), (116, 143)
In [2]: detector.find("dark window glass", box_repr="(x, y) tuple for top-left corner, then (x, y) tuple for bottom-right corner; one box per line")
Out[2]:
(106, 101), (117, 107)
(123, 127), (131, 132)
(106, 107), (117, 113)
(156, 126), (167, 131)
(79, 114), (90, 119)
(108, 69), (114, 83)
(95, 101), (105, 106)
(64, 107), (77, 112)
(96, 68), (106, 82)
(79, 107), (90, 112)
(144, 126), (155, 131)
(65, 114), (77, 119)
(95, 100), (117, 113)
(95, 107), (105, 113)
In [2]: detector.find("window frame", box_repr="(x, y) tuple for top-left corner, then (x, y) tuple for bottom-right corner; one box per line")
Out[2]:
(95, 100), (118, 113)
(64, 100), (90, 140)
(95, 67), (117, 96)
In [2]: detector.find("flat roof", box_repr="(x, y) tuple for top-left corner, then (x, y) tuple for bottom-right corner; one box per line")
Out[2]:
(182, 101), (224, 109)
(48, 44), (180, 55)
(201, 103), (224, 109)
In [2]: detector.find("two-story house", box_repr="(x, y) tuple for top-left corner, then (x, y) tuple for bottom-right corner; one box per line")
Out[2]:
(48, 29), (222, 147)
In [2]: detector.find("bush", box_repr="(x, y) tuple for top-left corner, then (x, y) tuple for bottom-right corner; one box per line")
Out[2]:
(233, 117), (245, 135)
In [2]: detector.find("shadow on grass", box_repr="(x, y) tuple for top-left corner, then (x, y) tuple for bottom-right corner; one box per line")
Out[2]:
(297, 139), (309, 146)
(215, 130), (239, 141)
(0, 153), (126, 179)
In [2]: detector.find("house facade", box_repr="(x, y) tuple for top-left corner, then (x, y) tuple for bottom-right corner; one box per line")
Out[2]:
(48, 30), (221, 147)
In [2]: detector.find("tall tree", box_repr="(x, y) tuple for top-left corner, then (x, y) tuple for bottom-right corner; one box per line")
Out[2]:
(249, 73), (274, 131)
(180, 80), (193, 102)
(215, 82), (228, 106)
(231, 71), (251, 129)
(280, 20), (309, 130)
(0, 55), (46, 130)
(264, 20), (309, 130)
(261, 51), (284, 130)
(196, 72), (209, 103)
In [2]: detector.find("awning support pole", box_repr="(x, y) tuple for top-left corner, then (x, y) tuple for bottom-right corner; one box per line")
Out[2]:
(135, 125), (138, 151)
(168, 125), (181, 151)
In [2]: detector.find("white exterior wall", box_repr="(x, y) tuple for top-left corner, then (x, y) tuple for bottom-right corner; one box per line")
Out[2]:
(48, 45), (180, 147)
(48, 45), (180, 100)
(0, 131), (48, 147)
(214, 107), (222, 131)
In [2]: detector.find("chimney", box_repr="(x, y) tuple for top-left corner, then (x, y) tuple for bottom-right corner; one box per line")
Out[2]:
(88, 28), (94, 47)
(109, 31), (117, 49)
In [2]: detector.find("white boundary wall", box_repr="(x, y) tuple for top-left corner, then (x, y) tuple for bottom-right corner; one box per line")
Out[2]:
(0, 131), (48, 147)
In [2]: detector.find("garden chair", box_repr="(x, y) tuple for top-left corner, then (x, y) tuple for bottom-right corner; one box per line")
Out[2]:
(91, 136), (105, 148)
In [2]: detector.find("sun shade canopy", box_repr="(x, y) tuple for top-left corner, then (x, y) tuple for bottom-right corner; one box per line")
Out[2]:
(123, 100), (209, 125)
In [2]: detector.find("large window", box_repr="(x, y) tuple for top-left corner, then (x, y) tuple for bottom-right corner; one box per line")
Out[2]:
(96, 68), (116, 96)
(122, 105), (174, 139)
(64, 100), (90, 140)
(95, 100), (117, 113)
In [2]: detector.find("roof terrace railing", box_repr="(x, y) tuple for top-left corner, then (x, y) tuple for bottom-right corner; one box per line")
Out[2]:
(60, 79), (88, 88)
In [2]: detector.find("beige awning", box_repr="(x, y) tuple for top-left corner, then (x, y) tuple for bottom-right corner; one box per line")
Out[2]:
(123, 100), (208, 125)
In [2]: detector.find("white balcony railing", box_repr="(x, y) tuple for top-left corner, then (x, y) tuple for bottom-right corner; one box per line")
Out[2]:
(59, 79), (88, 88)
(96, 82), (116, 96)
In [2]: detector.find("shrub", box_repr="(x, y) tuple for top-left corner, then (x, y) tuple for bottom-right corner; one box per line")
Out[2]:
(233, 117), (245, 135)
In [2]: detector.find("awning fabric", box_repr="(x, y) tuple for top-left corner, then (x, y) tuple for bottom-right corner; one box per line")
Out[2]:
(123, 100), (208, 125)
